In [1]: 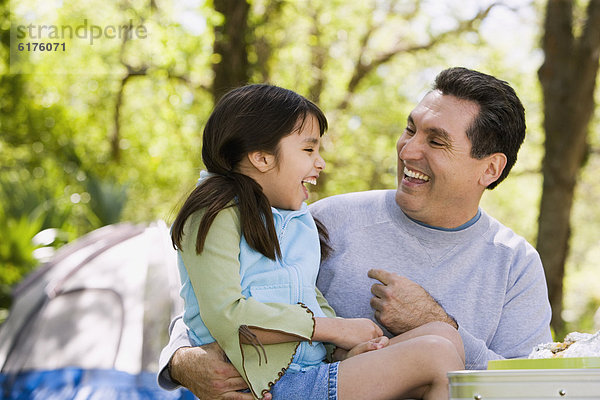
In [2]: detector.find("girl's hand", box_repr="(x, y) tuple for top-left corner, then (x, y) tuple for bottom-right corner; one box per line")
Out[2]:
(314, 317), (383, 350)
(337, 318), (383, 349)
(332, 336), (389, 361)
(346, 336), (389, 358)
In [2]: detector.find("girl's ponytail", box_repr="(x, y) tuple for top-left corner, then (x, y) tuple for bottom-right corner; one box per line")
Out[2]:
(171, 172), (281, 260)
(228, 172), (280, 260)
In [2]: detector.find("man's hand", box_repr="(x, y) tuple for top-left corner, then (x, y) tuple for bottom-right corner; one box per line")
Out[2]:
(169, 342), (272, 400)
(368, 268), (458, 335)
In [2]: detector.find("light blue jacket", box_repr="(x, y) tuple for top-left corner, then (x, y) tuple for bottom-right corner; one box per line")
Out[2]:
(179, 199), (328, 369)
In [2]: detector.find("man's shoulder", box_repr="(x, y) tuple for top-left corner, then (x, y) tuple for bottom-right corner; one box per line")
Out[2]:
(480, 210), (539, 257)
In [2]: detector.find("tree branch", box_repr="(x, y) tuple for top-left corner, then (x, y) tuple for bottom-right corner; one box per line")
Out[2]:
(307, 1), (328, 103)
(111, 9), (150, 162)
(337, 2), (500, 110)
(538, 0), (574, 86)
(573, 0), (600, 92)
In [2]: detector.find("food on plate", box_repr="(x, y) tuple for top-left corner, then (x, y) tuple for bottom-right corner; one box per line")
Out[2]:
(528, 330), (600, 359)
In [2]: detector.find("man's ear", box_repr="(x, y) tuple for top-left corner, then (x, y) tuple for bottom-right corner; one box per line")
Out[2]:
(479, 153), (507, 187)
(247, 151), (275, 172)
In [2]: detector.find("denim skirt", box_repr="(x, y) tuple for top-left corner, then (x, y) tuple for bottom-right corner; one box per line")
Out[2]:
(269, 362), (339, 400)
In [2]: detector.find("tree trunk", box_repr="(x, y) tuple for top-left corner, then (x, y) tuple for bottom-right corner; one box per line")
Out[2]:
(537, 0), (600, 336)
(212, 0), (251, 102)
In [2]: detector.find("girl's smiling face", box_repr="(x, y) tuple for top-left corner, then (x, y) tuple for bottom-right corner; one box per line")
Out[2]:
(260, 114), (326, 210)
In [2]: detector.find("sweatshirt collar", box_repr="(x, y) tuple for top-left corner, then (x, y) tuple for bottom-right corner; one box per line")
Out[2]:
(406, 209), (481, 231)
(385, 190), (488, 243)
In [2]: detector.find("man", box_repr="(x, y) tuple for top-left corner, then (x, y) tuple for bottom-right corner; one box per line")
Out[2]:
(158, 67), (552, 399)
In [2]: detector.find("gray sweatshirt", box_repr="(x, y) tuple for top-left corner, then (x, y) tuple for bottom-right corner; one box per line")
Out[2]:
(310, 190), (552, 370)
(157, 189), (552, 389)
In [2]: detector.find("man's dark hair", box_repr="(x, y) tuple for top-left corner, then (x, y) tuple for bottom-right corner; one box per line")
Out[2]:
(433, 67), (526, 189)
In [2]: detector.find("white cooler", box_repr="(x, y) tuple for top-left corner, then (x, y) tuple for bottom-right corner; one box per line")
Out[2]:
(448, 357), (600, 399)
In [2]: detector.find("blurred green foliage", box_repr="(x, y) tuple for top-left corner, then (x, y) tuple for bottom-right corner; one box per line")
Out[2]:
(0, 0), (598, 335)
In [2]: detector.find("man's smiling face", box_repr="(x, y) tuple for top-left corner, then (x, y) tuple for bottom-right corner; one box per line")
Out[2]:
(395, 90), (492, 228)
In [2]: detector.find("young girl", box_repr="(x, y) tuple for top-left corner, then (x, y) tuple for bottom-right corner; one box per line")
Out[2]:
(171, 84), (464, 400)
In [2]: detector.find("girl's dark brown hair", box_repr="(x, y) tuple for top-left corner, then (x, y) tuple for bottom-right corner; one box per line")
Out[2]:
(171, 84), (329, 260)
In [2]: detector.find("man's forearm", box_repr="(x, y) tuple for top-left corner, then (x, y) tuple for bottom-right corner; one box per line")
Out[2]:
(169, 345), (210, 387)
(157, 315), (192, 389)
(427, 297), (458, 330)
(387, 293), (457, 334)
(168, 342), (262, 400)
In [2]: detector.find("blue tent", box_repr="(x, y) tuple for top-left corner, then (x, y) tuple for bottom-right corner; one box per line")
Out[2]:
(0, 221), (194, 399)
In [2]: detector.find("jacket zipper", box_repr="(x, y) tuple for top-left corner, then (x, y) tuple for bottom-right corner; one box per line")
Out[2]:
(276, 208), (306, 363)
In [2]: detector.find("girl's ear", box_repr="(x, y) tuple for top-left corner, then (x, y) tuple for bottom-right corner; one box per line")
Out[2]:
(479, 152), (507, 187)
(247, 151), (275, 172)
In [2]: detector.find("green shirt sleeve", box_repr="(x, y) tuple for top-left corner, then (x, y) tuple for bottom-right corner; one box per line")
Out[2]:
(315, 286), (337, 360)
(181, 206), (316, 398)
(316, 286), (336, 318)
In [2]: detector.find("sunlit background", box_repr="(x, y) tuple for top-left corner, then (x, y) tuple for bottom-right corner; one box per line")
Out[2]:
(2, 0), (600, 376)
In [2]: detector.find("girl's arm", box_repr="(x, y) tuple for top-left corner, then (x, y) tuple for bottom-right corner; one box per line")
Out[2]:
(237, 285), (381, 348)
(241, 316), (383, 351)
(313, 316), (383, 350)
